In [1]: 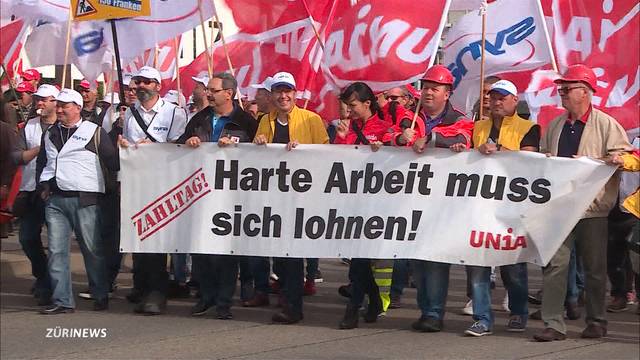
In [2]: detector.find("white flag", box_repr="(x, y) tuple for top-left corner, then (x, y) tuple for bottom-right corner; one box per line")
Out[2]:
(443, 0), (553, 113)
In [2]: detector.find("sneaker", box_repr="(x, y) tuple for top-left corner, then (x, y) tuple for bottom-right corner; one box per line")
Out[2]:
(78, 288), (115, 300)
(40, 304), (75, 315)
(464, 321), (492, 337)
(191, 300), (214, 316)
(502, 294), (510, 312)
(313, 270), (324, 283)
(411, 317), (443, 332)
(303, 278), (316, 296)
(389, 294), (402, 309)
(215, 307), (233, 320)
(462, 299), (473, 316)
(607, 296), (628, 313)
(506, 315), (526, 332)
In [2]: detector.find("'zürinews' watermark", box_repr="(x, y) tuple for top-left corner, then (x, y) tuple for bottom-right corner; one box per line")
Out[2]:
(46, 327), (108, 338)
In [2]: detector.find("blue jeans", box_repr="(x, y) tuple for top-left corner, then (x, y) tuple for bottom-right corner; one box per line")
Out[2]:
(45, 196), (108, 308)
(391, 259), (410, 297)
(411, 260), (450, 320)
(500, 263), (529, 318)
(18, 195), (51, 296)
(467, 266), (494, 328)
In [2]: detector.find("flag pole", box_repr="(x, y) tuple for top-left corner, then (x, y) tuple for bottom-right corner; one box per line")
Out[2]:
(62, 10), (73, 88)
(210, 0), (243, 109)
(0, 63), (27, 123)
(110, 20), (126, 107)
(478, 1), (488, 122)
(153, 44), (159, 68)
(173, 37), (183, 107)
(197, 0), (213, 77)
(535, 0), (558, 72)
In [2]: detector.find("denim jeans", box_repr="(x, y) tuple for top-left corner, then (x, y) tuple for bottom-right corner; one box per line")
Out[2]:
(273, 257), (304, 315)
(466, 266), (494, 328)
(18, 196), (51, 296)
(391, 259), (410, 297)
(500, 263), (529, 318)
(249, 256), (271, 294)
(411, 260), (450, 320)
(192, 254), (238, 310)
(170, 254), (188, 283)
(45, 195), (108, 308)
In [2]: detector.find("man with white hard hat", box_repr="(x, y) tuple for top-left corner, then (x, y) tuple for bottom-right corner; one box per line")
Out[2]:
(118, 66), (187, 315)
(35, 88), (118, 315)
(10, 84), (60, 307)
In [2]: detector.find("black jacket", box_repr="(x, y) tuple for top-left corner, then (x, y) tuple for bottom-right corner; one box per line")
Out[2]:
(178, 105), (257, 144)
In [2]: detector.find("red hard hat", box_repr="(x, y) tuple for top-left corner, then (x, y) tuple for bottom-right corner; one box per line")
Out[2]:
(421, 65), (454, 86)
(554, 64), (597, 92)
(16, 81), (36, 93)
(22, 68), (41, 81)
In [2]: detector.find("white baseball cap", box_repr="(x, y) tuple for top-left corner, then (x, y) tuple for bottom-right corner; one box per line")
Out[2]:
(33, 84), (60, 98)
(55, 88), (84, 109)
(134, 66), (162, 83)
(100, 92), (121, 105)
(122, 73), (133, 86)
(250, 76), (273, 92)
(191, 76), (210, 87)
(163, 90), (186, 105)
(489, 80), (518, 96)
(270, 72), (296, 90)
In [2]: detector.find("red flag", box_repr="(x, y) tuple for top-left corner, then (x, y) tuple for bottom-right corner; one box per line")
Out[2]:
(0, 19), (27, 83)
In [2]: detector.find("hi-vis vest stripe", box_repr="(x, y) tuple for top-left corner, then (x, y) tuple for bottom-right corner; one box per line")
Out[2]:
(19, 117), (44, 191)
(40, 121), (105, 193)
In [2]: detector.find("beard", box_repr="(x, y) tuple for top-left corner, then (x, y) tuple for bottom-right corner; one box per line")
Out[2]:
(136, 88), (157, 102)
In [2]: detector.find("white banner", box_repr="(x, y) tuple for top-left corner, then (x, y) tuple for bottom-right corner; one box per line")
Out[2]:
(120, 144), (615, 267)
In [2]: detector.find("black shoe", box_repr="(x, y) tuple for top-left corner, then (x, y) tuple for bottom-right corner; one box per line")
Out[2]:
(137, 291), (166, 315)
(363, 294), (383, 323)
(272, 310), (303, 324)
(339, 304), (359, 329)
(40, 305), (75, 315)
(338, 284), (352, 298)
(216, 307), (233, 320)
(411, 317), (443, 332)
(126, 288), (144, 304)
(528, 293), (542, 305)
(389, 294), (402, 309)
(79, 288), (115, 300)
(191, 300), (214, 316)
(93, 298), (108, 311)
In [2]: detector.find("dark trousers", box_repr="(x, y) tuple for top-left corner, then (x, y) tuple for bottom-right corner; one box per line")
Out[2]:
(192, 254), (238, 310)
(100, 191), (121, 286)
(18, 196), (51, 295)
(349, 258), (379, 307)
(133, 253), (168, 296)
(607, 208), (636, 297)
(273, 257), (304, 315)
(250, 256), (271, 294)
(305, 258), (319, 280)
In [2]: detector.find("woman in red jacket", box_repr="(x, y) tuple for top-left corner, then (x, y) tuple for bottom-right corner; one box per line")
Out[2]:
(334, 82), (392, 329)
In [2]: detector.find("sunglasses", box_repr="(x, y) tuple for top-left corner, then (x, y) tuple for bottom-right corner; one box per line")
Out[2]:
(557, 86), (587, 95)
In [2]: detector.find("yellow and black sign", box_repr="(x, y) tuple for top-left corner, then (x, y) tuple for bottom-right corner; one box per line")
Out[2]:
(71, 0), (150, 21)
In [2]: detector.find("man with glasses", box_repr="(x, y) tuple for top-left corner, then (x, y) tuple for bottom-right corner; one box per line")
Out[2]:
(118, 66), (187, 315)
(533, 64), (633, 341)
(179, 72), (257, 319)
(384, 87), (410, 109)
(11, 84), (60, 306)
(254, 71), (329, 324)
(35, 88), (118, 314)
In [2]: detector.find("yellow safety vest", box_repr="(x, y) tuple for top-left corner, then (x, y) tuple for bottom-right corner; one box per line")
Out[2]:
(472, 113), (535, 150)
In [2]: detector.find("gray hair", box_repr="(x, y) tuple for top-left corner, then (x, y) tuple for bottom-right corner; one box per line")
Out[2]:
(211, 72), (237, 98)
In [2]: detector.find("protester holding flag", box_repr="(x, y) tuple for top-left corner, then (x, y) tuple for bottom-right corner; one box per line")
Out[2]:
(10, 84), (60, 306)
(118, 66), (187, 315)
(254, 71), (328, 324)
(534, 65), (633, 342)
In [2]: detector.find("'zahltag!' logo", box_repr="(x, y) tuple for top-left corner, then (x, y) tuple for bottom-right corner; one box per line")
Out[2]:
(131, 168), (211, 241)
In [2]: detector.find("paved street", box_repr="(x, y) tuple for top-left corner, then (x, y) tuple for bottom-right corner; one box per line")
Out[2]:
(1, 232), (638, 359)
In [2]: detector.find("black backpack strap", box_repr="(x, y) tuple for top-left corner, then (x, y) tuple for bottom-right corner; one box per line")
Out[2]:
(129, 106), (158, 143)
(351, 121), (369, 145)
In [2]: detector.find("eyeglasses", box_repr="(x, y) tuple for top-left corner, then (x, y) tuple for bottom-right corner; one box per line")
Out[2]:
(557, 86), (586, 95)
(133, 78), (156, 85)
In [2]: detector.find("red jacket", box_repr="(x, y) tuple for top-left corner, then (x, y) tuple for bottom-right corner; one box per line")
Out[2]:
(333, 113), (393, 145)
(383, 101), (473, 149)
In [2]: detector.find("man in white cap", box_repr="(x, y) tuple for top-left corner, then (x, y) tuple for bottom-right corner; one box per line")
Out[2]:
(190, 75), (210, 121)
(451, 80), (539, 337)
(250, 76), (274, 118)
(35, 88), (118, 315)
(118, 66), (187, 315)
(254, 71), (328, 324)
(10, 84), (60, 306)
